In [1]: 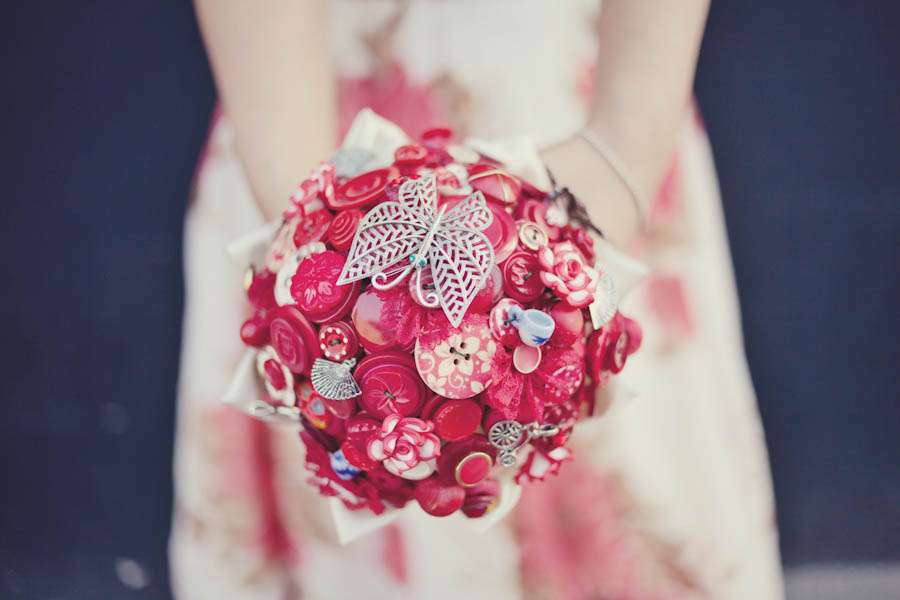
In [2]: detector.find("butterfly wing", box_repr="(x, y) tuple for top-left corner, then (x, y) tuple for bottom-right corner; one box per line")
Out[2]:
(430, 226), (495, 327)
(337, 200), (429, 284)
(440, 190), (493, 232)
(398, 175), (438, 225)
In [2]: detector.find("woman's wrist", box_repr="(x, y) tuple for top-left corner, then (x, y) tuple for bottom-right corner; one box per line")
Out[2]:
(540, 133), (645, 246)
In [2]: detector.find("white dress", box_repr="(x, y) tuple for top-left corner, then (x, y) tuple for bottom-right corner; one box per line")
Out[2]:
(171, 2), (784, 598)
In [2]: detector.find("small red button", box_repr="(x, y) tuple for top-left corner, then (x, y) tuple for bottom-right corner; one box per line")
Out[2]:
(431, 399), (482, 441)
(436, 436), (495, 487)
(489, 298), (524, 347)
(351, 288), (399, 352)
(326, 208), (362, 252)
(502, 251), (545, 302)
(393, 144), (428, 169)
(292, 209), (332, 248)
(318, 321), (359, 362)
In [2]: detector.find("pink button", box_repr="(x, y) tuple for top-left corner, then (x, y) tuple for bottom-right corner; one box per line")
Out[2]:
(414, 476), (465, 517)
(290, 250), (360, 323)
(414, 314), (497, 399)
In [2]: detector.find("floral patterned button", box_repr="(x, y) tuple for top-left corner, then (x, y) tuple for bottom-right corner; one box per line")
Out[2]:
(356, 352), (426, 418)
(290, 250), (360, 323)
(414, 314), (497, 399)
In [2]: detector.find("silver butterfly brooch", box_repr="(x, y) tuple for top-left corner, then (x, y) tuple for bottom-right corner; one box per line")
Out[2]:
(337, 175), (496, 327)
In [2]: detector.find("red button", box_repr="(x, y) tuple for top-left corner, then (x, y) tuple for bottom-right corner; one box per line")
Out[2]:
(549, 302), (584, 347)
(414, 476), (465, 517)
(489, 298), (524, 347)
(502, 251), (545, 302)
(290, 250), (360, 323)
(432, 399), (482, 441)
(468, 164), (521, 206)
(436, 436), (495, 487)
(268, 306), (320, 375)
(322, 395), (357, 420)
(318, 321), (359, 362)
(455, 452), (493, 487)
(356, 352), (426, 418)
(482, 203), (518, 263)
(240, 312), (269, 347)
(393, 144), (428, 169)
(331, 168), (397, 210)
(326, 208), (362, 252)
(292, 209), (332, 248)
(351, 289), (399, 351)
(340, 415), (382, 470)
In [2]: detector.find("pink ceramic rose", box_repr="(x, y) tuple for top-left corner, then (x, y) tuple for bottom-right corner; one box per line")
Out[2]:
(537, 242), (598, 308)
(367, 415), (441, 480)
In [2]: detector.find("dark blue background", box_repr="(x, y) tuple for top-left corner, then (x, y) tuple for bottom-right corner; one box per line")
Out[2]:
(1, 2), (898, 598)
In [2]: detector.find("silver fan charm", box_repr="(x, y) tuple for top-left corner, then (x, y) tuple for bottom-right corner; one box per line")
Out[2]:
(310, 357), (361, 401)
(337, 175), (495, 327)
(488, 420), (560, 467)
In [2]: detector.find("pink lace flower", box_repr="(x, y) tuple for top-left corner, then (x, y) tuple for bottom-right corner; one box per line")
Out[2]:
(538, 242), (598, 308)
(367, 415), (441, 480)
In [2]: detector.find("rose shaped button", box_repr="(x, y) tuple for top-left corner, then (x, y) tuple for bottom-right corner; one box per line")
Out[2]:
(290, 250), (361, 323)
(414, 314), (497, 399)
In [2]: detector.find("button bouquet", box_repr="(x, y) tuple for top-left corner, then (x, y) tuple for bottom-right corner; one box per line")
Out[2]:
(226, 110), (643, 537)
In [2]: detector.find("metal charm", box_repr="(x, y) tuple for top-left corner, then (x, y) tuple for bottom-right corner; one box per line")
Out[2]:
(488, 420), (560, 467)
(310, 357), (361, 401)
(588, 269), (618, 329)
(337, 175), (495, 327)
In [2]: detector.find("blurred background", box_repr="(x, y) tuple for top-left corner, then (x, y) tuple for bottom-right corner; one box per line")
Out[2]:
(1, 1), (897, 598)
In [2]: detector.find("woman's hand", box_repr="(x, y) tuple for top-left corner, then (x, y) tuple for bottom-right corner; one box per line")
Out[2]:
(540, 134), (644, 246)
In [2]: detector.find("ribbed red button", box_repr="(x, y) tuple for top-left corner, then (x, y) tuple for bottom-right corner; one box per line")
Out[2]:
(268, 306), (320, 375)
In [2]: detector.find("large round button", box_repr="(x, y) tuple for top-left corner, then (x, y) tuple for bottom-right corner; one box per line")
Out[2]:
(352, 289), (399, 351)
(268, 306), (320, 375)
(502, 251), (545, 302)
(431, 399), (482, 441)
(290, 250), (360, 323)
(414, 314), (497, 399)
(468, 164), (521, 206)
(326, 208), (362, 252)
(355, 352), (426, 418)
(318, 321), (359, 362)
(489, 298), (524, 347)
(331, 168), (397, 210)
